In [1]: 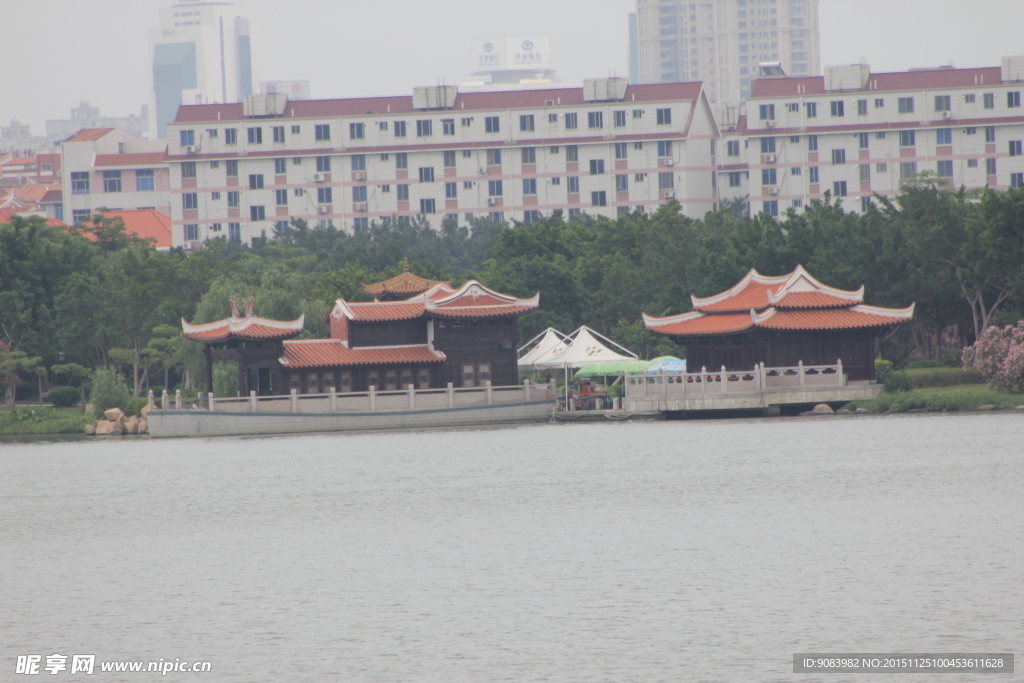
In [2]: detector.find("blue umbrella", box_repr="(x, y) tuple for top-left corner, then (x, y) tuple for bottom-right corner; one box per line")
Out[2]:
(646, 357), (687, 373)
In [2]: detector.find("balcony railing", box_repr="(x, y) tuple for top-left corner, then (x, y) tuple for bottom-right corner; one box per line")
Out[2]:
(624, 361), (847, 398)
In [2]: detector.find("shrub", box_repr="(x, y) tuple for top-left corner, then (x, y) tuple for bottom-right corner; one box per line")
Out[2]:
(884, 370), (914, 393)
(905, 367), (983, 388)
(963, 321), (1024, 393)
(874, 359), (894, 384)
(47, 386), (80, 407)
(124, 397), (149, 417)
(906, 359), (945, 369)
(89, 369), (131, 419)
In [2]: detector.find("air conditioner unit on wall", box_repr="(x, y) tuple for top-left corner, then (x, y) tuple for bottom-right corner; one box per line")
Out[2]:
(317, 206), (329, 214)
(314, 173), (326, 182)
(664, 159), (675, 166)
(941, 111), (951, 119)
(356, 203), (367, 211)
(764, 154), (777, 163)
(487, 197), (497, 205)
(356, 172), (366, 180)
(185, 146), (197, 154)
(767, 187), (779, 195)
(765, 119), (776, 128)
(662, 189), (675, 199)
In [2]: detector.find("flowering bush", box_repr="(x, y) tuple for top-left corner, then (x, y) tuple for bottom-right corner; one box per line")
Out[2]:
(963, 322), (1024, 393)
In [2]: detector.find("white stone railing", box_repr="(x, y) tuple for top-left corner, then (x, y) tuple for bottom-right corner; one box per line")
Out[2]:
(149, 380), (553, 415)
(624, 361), (846, 398)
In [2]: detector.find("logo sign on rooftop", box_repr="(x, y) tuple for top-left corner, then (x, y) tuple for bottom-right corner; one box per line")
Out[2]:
(472, 37), (551, 70)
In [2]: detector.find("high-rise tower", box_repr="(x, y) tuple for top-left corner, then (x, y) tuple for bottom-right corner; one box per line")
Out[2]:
(149, 0), (257, 138)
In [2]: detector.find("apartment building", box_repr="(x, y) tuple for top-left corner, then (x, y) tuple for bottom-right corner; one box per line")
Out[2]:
(164, 79), (720, 247)
(635, 0), (820, 107)
(720, 58), (1024, 216)
(61, 129), (170, 225)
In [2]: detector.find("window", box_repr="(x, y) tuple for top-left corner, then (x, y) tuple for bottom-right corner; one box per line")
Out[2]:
(876, 132), (887, 140)
(787, 102), (799, 113)
(523, 210), (540, 224)
(565, 112), (578, 129)
(445, 181), (457, 198)
(276, 189), (288, 205)
(523, 178), (537, 195)
(936, 128), (952, 145)
(934, 95), (951, 112)
(860, 196), (871, 212)
(293, 157), (302, 165)
(443, 151), (456, 167)
(397, 184), (409, 200)
(354, 186), (371, 203)
(900, 161), (918, 180)
(831, 149), (846, 164)
(833, 181), (847, 197)
(1011, 173), (1024, 189)
(183, 193), (198, 210)
(857, 133), (869, 149)
(658, 141), (673, 157)
(859, 163), (870, 182)
(209, 222), (221, 231)
(396, 153), (408, 169)
(1010, 140), (1023, 157)
(899, 130), (916, 147)
(521, 147), (537, 164)
(291, 125), (300, 134)
(184, 224), (198, 241)
(760, 137), (776, 154)
(790, 136), (801, 144)
(657, 107), (673, 124)
(485, 116), (500, 133)
(727, 140), (740, 156)
(462, 149), (471, 158)
(227, 191), (239, 207)
(985, 126), (996, 143)
(247, 127), (262, 144)
(791, 167), (802, 176)
(351, 154), (366, 171)
(983, 93), (995, 109)
(349, 123), (364, 139)
(591, 191), (607, 207)
(965, 127), (977, 135)
(588, 112), (603, 129)
(986, 158), (997, 175)
(519, 114), (535, 132)
(552, 146), (561, 153)
(394, 121), (407, 137)
(416, 120), (432, 137)
(102, 170), (121, 192)
(898, 97), (914, 113)
(274, 158), (287, 174)
(486, 149), (502, 166)
(250, 206), (265, 221)
(228, 223), (240, 239)
(182, 161), (196, 178)
(614, 143), (627, 159)
(830, 100), (844, 117)
(937, 160), (953, 178)
(614, 110), (626, 127)
(967, 159), (978, 168)
(225, 128), (237, 145)
(316, 156), (331, 172)
(380, 185), (391, 193)
(488, 179), (503, 196)
(763, 200), (778, 217)
(315, 124), (331, 141)
(728, 171), (742, 187)
(761, 168), (777, 185)
(462, 181), (472, 190)
(136, 169), (154, 191)
(442, 119), (455, 135)
(758, 104), (775, 120)
(857, 99), (868, 115)
(552, 177), (562, 185)
(568, 208), (582, 221)
(805, 102), (817, 118)
(418, 167), (435, 182)
(548, 113), (558, 123)
(809, 167), (819, 183)
(615, 174), (628, 192)
(71, 208), (91, 224)
(293, 188), (304, 197)
(589, 159), (605, 175)
(568, 176), (580, 193)
(248, 174), (264, 190)
(319, 187), (335, 203)
(874, 98), (884, 108)
(272, 126), (285, 143)
(632, 109), (644, 119)
(566, 145), (579, 162)
(180, 130), (195, 147)
(378, 121), (388, 131)
(461, 117), (472, 127)
(1009, 92), (1021, 108)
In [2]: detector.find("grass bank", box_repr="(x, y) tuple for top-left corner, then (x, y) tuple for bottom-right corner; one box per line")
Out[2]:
(0, 406), (93, 436)
(846, 384), (1024, 414)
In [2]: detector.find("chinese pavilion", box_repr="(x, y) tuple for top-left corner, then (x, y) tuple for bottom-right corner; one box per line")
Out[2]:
(642, 266), (914, 381)
(362, 260), (451, 301)
(183, 281), (539, 396)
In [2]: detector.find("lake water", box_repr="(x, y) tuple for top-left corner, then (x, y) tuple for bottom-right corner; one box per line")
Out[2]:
(1, 414), (1021, 682)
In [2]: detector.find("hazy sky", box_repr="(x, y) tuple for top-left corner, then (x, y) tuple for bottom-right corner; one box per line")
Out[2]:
(5, 0), (1024, 136)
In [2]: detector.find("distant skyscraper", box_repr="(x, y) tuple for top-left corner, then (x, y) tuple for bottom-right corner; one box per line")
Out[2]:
(149, 0), (257, 138)
(634, 0), (819, 106)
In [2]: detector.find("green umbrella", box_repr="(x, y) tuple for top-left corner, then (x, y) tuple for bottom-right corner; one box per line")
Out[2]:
(574, 359), (654, 379)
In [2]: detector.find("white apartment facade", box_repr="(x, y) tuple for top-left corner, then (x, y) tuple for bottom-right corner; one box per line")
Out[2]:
(164, 79), (721, 247)
(635, 0), (820, 107)
(720, 58), (1024, 216)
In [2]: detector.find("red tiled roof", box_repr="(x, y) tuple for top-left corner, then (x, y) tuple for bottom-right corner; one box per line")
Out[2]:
(40, 189), (62, 203)
(693, 280), (783, 312)
(751, 66), (1002, 99)
(771, 292), (859, 309)
(280, 340), (445, 368)
(66, 128), (114, 142)
(13, 183), (57, 203)
(96, 210), (173, 249)
(182, 315), (305, 342)
(647, 312), (755, 336)
(362, 265), (451, 298)
(333, 280), (539, 322)
(174, 82), (705, 123)
(94, 151), (167, 167)
(430, 304), (539, 318)
(0, 207), (67, 227)
(345, 302), (425, 322)
(691, 266), (863, 311)
(755, 306), (914, 330)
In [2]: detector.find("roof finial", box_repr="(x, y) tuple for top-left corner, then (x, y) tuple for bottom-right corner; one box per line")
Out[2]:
(244, 297), (254, 318)
(229, 296), (240, 319)
(403, 258), (410, 273)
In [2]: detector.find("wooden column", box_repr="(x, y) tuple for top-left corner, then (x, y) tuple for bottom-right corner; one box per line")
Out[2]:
(236, 342), (247, 397)
(204, 344), (214, 395)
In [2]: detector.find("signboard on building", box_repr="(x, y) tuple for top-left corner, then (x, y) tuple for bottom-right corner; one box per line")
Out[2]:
(472, 38), (550, 71)
(260, 80), (311, 100)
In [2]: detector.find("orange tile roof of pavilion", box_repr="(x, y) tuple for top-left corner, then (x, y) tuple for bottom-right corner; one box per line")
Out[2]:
(691, 266), (863, 312)
(182, 315), (305, 342)
(362, 261), (451, 298)
(331, 280), (539, 323)
(280, 340), (445, 368)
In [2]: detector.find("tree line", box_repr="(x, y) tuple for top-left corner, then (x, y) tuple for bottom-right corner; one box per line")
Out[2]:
(1, 179), (1022, 403)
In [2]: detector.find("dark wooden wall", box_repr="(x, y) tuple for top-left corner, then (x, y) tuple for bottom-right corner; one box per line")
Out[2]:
(349, 320), (427, 348)
(433, 317), (519, 387)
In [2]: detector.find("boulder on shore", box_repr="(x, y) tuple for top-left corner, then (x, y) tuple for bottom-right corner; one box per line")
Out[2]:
(95, 420), (113, 435)
(125, 415), (140, 435)
(84, 423), (96, 436)
(138, 418), (149, 434)
(835, 408), (851, 415)
(977, 404), (998, 411)
(141, 404), (151, 418)
(855, 407), (869, 414)
(104, 407), (125, 421)
(810, 403), (834, 415)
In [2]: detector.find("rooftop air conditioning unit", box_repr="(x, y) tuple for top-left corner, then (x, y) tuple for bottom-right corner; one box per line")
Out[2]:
(941, 111), (951, 119)
(662, 189), (675, 199)
(185, 146), (197, 154)
(487, 197), (497, 205)
(478, 168), (487, 175)
(764, 154), (777, 163)
(664, 159), (675, 166)
(356, 202), (367, 211)
(767, 187), (779, 195)
(314, 173), (326, 182)
(765, 119), (776, 128)
(356, 172), (366, 180)
(317, 206), (330, 214)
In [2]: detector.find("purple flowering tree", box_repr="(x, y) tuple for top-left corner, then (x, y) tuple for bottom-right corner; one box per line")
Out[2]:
(963, 322), (1024, 393)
